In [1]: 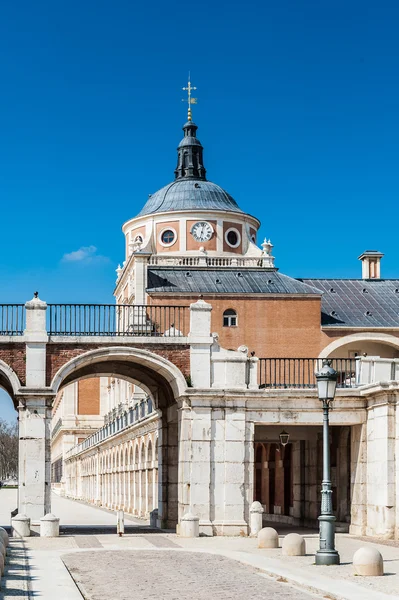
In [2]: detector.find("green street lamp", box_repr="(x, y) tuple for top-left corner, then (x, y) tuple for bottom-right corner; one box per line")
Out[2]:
(315, 359), (340, 566)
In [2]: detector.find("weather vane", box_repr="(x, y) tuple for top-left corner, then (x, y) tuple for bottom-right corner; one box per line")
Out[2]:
(182, 73), (197, 121)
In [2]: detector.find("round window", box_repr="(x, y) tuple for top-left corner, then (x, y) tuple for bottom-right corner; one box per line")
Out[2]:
(225, 228), (241, 248)
(161, 230), (175, 244)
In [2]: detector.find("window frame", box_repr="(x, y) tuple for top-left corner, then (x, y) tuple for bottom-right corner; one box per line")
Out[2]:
(159, 227), (178, 247)
(223, 309), (238, 327)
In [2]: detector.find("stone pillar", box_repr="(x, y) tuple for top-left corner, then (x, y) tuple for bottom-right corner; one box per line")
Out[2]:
(178, 399), (212, 534)
(24, 294), (48, 388)
(292, 441), (303, 520)
(188, 299), (213, 388)
(366, 398), (395, 538)
(349, 424), (367, 536)
(133, 254), (150, 305)
(18, 395), (52, 522)
(179, 397), (251, 536)
(18, 294), (51, 522)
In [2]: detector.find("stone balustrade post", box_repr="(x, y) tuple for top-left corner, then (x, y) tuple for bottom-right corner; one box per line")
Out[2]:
(188, 299), (213, 388)
(24, 294), (48, 388)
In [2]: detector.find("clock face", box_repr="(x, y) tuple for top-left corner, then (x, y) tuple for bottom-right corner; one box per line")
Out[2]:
(191, 221), (213, 242)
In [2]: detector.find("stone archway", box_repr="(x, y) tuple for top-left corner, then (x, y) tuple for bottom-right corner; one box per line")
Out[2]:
(50, 346), (187, 528)
(320, 332), (399, 359)
(0, 359), (21, 406)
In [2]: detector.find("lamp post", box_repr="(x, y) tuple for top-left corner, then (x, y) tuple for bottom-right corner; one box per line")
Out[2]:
(315, 359), (340, 566)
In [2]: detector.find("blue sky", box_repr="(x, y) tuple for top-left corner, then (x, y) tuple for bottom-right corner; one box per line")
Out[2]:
(0, 1), (398, 419)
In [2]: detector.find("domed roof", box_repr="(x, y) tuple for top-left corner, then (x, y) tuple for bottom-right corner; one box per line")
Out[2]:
(137, 179), (244, 217)
(135, 117), (248, 218)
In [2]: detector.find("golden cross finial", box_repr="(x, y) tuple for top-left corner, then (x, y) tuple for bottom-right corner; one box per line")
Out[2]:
(182, 73), (197, 121)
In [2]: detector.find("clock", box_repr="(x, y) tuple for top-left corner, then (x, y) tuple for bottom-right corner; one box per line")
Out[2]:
(191, 221), (213, 242)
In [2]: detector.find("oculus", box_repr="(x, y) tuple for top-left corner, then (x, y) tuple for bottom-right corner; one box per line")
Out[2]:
(225, 227), (241, 248)
(160, 229), (176, 246)
(191, 221), (213, 242)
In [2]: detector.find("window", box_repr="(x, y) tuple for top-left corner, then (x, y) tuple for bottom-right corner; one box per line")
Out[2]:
(161, 230), (175, 244)
(134, 234), (143, 244)
(223, 308), (237, 327)
(159, 227), (177, 247)
(225, 227), (241, 248)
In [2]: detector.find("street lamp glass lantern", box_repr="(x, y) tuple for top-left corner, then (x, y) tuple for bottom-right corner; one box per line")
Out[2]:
(316, 360), (338, 402)
(279, 430), (290, 446)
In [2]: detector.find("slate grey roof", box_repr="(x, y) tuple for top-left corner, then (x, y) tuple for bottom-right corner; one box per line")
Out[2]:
(137, 179), (244, 217)
(299, 279), (399, 328)
(147, 268), (322, 295)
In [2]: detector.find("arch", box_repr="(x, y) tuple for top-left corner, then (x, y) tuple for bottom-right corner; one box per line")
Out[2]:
(50, 346), (187, 409)
(134, 444), (139, 466)
(319, 332), (399, 359)
(147, 439), (153, 463)
(0, 359), (22, 403)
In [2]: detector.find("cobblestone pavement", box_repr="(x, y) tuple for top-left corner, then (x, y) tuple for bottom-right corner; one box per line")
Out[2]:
(62, 550), (320, 600)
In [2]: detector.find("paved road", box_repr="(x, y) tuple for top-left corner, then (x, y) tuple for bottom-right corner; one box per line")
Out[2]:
(63, 550), (319, 600)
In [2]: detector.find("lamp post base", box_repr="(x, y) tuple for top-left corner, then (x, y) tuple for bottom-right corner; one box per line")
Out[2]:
(315, 549), (340, 565)
(315, 514), (340, 565)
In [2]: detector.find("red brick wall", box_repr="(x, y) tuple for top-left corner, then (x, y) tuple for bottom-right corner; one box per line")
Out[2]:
(149, 295), (323, 357)
(78, 379), (100, 415)
(0, 343), (26, 386)
(46, 343), (190, 386)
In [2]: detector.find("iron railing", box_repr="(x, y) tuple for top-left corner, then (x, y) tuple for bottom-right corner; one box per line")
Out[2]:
(0, 304), (25, 335)
(47, 304), (188, 337)
(66, 397), (155, 459)
(258, 358), (358, 389)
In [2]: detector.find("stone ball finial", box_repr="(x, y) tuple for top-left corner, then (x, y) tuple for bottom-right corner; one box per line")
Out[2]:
(353, 547), (384, 576)
(258, 527), (279, 549)
(34, 291), (39, 298)
(282, 533), (306, 556)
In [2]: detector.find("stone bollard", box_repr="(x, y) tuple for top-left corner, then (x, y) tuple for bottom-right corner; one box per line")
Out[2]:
(250, 501), (264, 536)
(40, 514), (60, 537)
(179, 513), (200, 538)
(150, 509), (159, 529)
(282, 533), (306, 556)
(353, 547), (384, 576)
(0, 552), (4, 575)
(0, 540), (6, 558)
(258, 527), (279, 549)
(0, 527), (9, 547)
(11, 514), (31, 538)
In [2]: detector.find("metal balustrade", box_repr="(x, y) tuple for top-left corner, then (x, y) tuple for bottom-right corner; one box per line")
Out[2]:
(258, 358), (358, 389)
(0, 304), (25, 335)
(47, 304), (188, 336)
(65, 398), (154, 459)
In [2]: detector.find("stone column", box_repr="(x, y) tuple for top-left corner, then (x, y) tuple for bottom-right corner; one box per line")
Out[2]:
(292, 441), (303, 520)
(366, 397), (395, 538)
(178, 399), (212, 534)
(349, 424), (367, 535)
(188, 299), (213, 388)
(18, 395), (52, 522)
(18, 294), (52, 522)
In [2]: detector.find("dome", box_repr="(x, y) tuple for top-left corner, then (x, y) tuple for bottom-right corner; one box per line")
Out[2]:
(136, 179), (244, 217)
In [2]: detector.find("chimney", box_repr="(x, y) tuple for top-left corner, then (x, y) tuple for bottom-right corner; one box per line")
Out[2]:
(358, 250), (384, 280)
